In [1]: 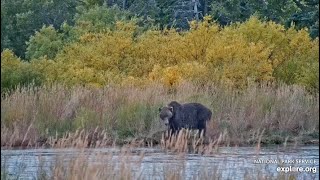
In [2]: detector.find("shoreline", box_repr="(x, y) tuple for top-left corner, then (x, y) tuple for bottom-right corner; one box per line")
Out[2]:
(1, 134), (318, 150)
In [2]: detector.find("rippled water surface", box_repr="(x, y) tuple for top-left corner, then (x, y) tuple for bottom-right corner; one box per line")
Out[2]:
(1, 146), (319, 179)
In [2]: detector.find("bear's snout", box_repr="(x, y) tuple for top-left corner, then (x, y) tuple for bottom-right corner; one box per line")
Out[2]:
(163, 118), (169, 126)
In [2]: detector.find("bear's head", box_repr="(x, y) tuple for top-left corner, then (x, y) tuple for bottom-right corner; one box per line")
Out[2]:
(158, 106), (173, 126)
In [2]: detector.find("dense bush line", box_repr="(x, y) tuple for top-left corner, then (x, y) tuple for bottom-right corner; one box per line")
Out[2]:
(1, 16), (319, 92)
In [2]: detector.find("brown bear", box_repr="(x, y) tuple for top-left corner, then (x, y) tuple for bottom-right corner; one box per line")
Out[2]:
(159, 101), (212, 137)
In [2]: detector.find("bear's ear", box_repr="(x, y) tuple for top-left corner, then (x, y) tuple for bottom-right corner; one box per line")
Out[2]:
(158, 107), (162, 112)
(169, 106), (173, 112)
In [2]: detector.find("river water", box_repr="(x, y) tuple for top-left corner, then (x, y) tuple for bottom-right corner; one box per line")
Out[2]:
(1, 146), (319, 180)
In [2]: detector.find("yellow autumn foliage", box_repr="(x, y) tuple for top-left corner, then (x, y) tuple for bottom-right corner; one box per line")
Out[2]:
(1, 49), (23, 70)
(2, 16), (318, 90)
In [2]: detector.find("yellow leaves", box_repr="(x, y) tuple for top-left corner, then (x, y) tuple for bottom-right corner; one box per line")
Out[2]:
(30, 57), (56, 83)
(203, 16), (213, 23)
(189, 21), (198, 30)
(205, 34), (274, 88)
(135, 28), (182, 65)
(115, 21), (137, 32)
(79, 33), (103, 43)
(148, 64), (162, 81)
(148, 62), (209, 87)
(148, 65), (181, 86)
(61, 66), (106, 87)
(162, 66), (182, 86)
(179, 62), (209, 83)
(1, 49), (23, 69)
(121, 76), (148, 87)
(289, 29), (313, 54)
(7, 18), (316, 90)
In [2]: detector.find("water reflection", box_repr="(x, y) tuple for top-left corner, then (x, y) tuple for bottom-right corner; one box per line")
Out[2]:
(1, 146), (319, 180)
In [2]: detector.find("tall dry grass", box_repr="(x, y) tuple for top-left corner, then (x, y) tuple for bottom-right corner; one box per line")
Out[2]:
(1, 82), (319, 148)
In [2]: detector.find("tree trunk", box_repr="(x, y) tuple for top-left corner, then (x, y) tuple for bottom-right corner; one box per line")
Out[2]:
(203, 0), (208, 15)
(123, 0), (127, 9)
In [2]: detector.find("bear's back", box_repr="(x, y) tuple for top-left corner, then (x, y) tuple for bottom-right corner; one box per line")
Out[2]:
(182, 103), (212, 121)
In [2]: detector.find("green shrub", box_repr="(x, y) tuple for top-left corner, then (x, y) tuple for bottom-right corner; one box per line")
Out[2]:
(26, 25), (64, 60)
(115, 103), (158, 138)
(73, 108), (100, 130)
(1, 49), (43, 92)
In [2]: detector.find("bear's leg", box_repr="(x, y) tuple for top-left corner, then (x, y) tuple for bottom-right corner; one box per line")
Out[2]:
(197, 128), (205, 138)
(169, 125), (178, 138)
(170, 129), (175, 137)
(198, 121), (206, 138)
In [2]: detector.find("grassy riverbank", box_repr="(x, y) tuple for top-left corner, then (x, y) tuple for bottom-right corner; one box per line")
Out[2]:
(1, 82), (319, 149)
